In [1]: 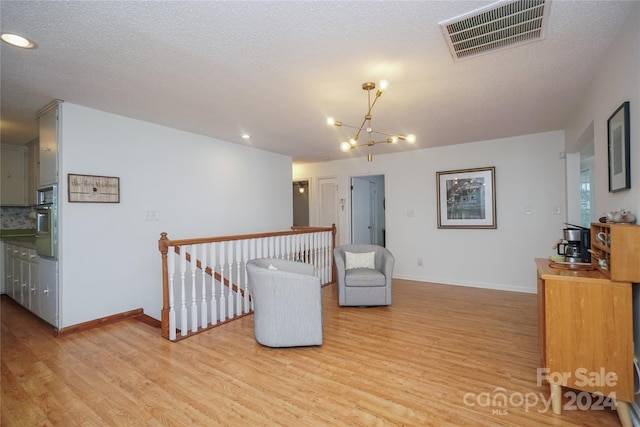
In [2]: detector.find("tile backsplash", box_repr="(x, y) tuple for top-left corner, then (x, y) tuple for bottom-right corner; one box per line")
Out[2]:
(1, 207), (36, 230)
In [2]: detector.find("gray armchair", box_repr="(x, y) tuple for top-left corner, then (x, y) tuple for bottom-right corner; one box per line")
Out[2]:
(246, 258), (323, 347)
(333, 244), (394, 307)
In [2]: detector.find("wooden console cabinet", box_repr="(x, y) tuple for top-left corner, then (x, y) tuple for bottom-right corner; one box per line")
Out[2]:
(535, 258), (633, 426)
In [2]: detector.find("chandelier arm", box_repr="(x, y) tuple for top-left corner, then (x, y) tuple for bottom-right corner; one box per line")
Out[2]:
(367, 92), (382, 117)
(335, 122), (367, 132)
(353, 116), (369, 142)
(352, 139), (390, 148)
(368, 130), (397, 138)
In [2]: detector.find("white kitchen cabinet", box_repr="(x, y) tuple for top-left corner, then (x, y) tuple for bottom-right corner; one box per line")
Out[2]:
(2, 242), (10, 294)
(2, 242), (54, 326)
(29, 254), (40, 316)
(1, 145), (27, 206)
(10, 246), (21, 302)
(17, 247), (30, 308)
(39, 257), (58, 327)
(39, 103), (59, 187)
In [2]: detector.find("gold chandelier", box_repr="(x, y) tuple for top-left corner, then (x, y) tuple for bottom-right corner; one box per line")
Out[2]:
(327, 80), (415, 162)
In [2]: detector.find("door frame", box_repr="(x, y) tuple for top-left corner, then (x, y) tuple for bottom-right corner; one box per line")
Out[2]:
(349, 174), (386, 246)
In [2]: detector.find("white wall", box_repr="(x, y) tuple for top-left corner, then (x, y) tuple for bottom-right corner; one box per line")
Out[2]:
(58, 103), (292, 327)
(295, 131), (566, 293)
(565, 2), (640, 218)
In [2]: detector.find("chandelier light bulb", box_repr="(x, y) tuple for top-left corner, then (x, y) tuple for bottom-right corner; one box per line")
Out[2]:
(349, 137), (358, 145)
(340, 141), (352, 152)
(406, 134), (416, 143)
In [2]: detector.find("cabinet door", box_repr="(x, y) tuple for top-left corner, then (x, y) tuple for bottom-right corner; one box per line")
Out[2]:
(3, 243), (12, 295)
(29, 257), (40, 317)
(39, 107), (58, 187)
(1, 145), (27, 206)
(545, 278), (633, 401)
(39, 258), (58, 327)
(11, 249), (20, 302)
(18, 255), (30, 309)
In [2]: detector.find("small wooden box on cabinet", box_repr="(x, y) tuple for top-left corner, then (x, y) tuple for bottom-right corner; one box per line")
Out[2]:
(590, 222), (640, 282)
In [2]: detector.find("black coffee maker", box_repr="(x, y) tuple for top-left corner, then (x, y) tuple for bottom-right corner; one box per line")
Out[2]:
(556, 224), (591, 263)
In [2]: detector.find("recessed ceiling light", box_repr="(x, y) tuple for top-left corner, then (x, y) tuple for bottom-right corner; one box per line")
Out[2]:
(1, 33), (35, 49)
(241, 134), (250, 139)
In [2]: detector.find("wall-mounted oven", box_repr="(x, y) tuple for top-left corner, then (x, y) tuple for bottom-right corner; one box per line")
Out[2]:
(35, 185), (57, 259)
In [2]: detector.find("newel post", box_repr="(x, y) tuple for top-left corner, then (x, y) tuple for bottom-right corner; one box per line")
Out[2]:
(158, 232), (170, 339)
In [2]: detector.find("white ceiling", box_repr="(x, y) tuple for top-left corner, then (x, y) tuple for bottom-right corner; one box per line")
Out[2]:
(0, 1), (633, 164)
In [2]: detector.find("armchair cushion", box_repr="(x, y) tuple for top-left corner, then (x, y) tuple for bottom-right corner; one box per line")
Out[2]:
(345, 268), (386, 287)
(345, 251), (376, 270)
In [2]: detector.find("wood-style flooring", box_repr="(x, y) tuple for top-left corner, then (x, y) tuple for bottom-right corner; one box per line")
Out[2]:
(1, 280), (622, 426)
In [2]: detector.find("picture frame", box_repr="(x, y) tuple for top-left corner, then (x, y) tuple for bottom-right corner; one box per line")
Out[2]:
(68, 174), (120, 203)
(436, 167), (496, 229)
(607, 101), (631, 192)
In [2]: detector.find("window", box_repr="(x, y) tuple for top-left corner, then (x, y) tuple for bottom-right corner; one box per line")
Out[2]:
(580, 167), (592, 228)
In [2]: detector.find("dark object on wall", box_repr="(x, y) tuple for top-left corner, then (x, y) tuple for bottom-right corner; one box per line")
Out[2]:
(607, 101), (631, 192)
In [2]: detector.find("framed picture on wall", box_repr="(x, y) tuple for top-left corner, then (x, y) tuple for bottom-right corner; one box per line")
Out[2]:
(68, 174), (120, 203)
(607, 101), (631, 192)
(436, 167), (496, 229)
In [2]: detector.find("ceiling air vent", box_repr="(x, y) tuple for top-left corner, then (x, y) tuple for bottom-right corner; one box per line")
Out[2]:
(439, 0), (550, 60)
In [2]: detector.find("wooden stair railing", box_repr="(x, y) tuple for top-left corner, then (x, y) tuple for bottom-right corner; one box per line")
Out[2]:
(158, 225), (336, 341)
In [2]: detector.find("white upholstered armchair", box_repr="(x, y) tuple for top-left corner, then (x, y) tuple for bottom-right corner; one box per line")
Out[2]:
(246, 258), (323, 347)
(333, 244), (394, 307)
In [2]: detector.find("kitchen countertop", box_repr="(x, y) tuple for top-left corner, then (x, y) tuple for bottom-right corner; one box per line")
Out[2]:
(0, 229), (37, 249)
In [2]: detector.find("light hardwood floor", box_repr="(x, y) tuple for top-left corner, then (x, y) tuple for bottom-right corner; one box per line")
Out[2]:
(1, 280), (621, 426)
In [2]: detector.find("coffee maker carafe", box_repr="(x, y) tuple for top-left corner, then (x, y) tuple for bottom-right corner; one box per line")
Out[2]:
(556, 225), (591, 263)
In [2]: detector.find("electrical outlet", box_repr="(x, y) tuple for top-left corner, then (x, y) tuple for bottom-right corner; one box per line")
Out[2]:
(418, 258), (423, 266)
(145, 210), (159, 221)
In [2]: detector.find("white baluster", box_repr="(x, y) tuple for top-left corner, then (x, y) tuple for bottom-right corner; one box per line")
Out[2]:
(210, 242), (218, 324)
(273, 236), (280, 259)
(227, 241), (234, 318)
(200, 243), (208, 328)
(190, 245), (198, 333)
(303, 233), (308, 263)
(236, 241), (242, 315)
(311, 233), (317, 268)
(242, 239), (250, 313)
(323, 231), (330, 283)
(168, 246), (176, 341)
(180, 245), (187, 336)
(256, 238), (262, 259)
(249, 238), (256, 311)
(268, 236), (273, 258)
(219, 241), (226, 321)
(285, 234), (291, 260)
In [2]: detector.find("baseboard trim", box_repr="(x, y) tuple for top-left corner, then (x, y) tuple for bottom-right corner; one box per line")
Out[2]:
(56, 308), (159, 337)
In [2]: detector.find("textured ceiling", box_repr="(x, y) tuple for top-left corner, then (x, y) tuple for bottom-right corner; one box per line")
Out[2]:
(0, 1), (633, 164)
